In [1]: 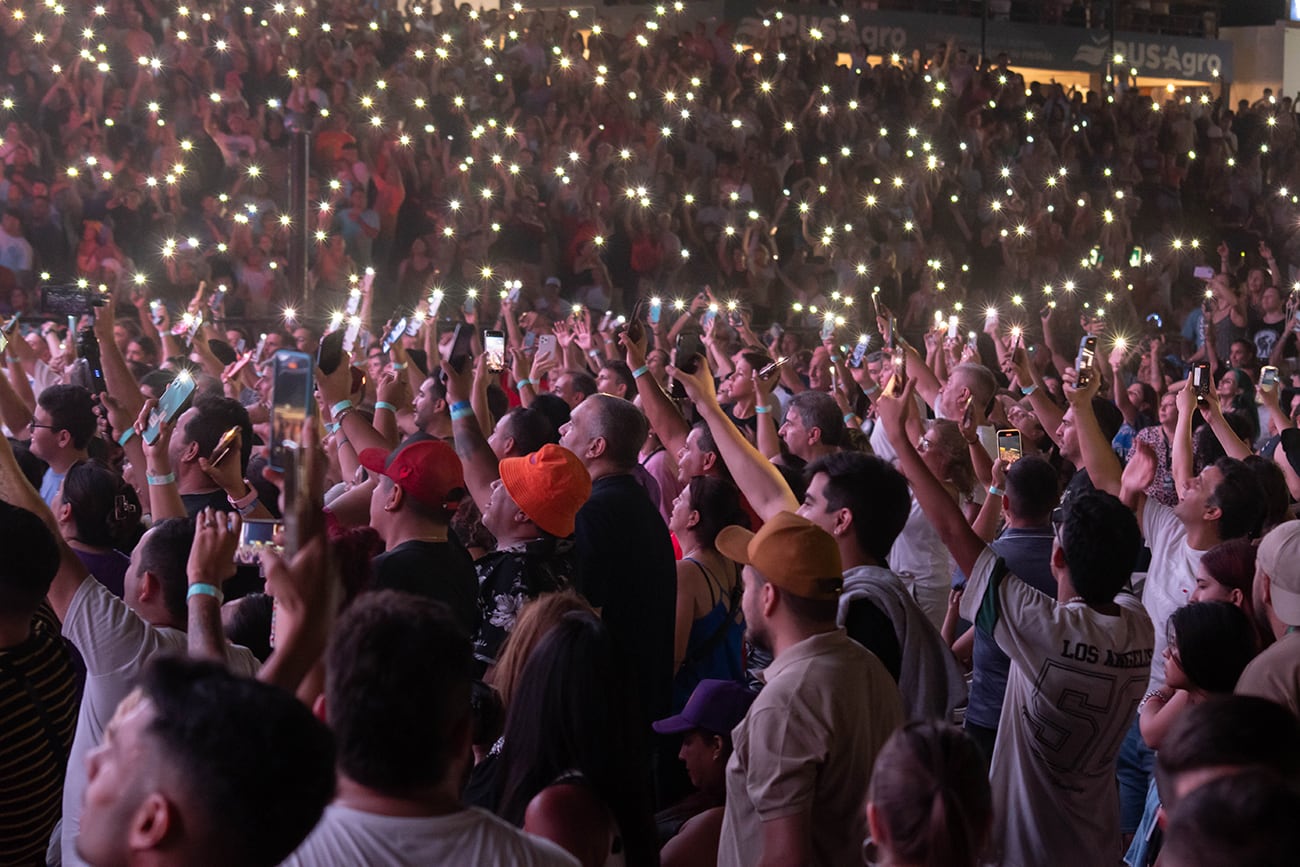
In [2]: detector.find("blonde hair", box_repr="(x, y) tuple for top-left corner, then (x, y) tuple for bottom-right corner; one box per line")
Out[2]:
(486, 590), (594, 707)
(925, 419), (977, 497)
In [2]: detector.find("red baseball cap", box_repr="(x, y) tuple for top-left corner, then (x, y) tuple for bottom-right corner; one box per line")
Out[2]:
(359, 439), (466, 513)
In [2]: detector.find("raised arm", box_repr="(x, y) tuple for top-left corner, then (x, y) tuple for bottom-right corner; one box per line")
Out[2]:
(875, 381), (985, 579)
(1172, 381), (1197, 496)
(0, 356), (32, 434)
(621, 328), (691, 457)
(669, 354), (798, 521)
(186, 507), (241, 663)
(1062, 371), (1123, 497)
(972, 459), (1008, 542)
(91, 293), (144, 421)
(1197, 384), (1252, 459)
(0, 432), (89, 623)
(135, 400), (189, 521)
(316, 349), (393, 456)
(443, 356), (499, 511)
(1004, 346), (1065, 447)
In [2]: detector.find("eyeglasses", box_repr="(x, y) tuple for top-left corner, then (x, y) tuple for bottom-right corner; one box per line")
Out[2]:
(1051, 507), (1065, 545)
(27, 421), (55, 432)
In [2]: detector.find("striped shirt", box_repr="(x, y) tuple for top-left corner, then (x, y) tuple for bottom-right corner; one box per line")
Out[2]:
(0, 605), (78, 866)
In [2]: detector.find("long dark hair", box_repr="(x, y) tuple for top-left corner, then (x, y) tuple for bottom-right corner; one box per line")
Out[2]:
(686, 474), (748, 547)
(63, 459), (142, 550)
(495, 613), (656, 867)
(1168, 601), (1258, 694)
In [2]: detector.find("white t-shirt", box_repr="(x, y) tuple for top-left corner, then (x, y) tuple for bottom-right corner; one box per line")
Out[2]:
(959, 547), (1154, 867)
(888, 496), (955, 632)
(59, 578), (259, 867)
(281, 804), (579, 866)
(1140, 500), (1203, 689)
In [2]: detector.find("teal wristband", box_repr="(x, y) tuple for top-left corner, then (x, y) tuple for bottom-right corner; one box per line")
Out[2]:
(375, 401), (397, 412)
(1020, 384), (1038, 397)
(117, 427), (137, 447)
(989, 485), (1005, 497)
(325, 421), (340, 434)
(451, 407), (475, 421)
(449, 400), (471, 414)
(632, 364), (650, 379)
(843, 412), (857, 424)
(187, 583), (223, 603)
(146, 472), (176, 486)
(515, 378), (534, 390)
(755, 405), (771, 414)
(830, 354), (842, 363)
(331, 399), (354, 417)
(391, 362), (408, 371)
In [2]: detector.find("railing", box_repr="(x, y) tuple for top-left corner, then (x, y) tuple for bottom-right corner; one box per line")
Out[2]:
(797, 1), (1221, 38)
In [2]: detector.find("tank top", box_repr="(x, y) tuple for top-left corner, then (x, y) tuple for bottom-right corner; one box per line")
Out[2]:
(672, 556), (746, 711)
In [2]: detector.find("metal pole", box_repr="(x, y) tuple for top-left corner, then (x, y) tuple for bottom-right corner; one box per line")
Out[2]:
(980, 0), (988, 68)
(287, 130), (311, 311)
(1108, 0), (1117, 94)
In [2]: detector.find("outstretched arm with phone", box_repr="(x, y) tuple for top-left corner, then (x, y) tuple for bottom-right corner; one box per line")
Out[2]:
(258, 425), (342, 702)
(753, 365), (782, 461)
(135, 399), (188, 522)
(1065, 370), (1124, 498)
(443, 356), (499, 511)
(317, 349), (392, 457)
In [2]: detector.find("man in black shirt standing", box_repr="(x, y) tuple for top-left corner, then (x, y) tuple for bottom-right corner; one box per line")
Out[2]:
(360, 439), (479, 635)
(560, 394), (676, 726)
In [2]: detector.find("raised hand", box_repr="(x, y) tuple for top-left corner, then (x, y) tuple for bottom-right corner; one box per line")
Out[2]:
(187, 507), (241, 588)
(1121, 439), (1158, 497)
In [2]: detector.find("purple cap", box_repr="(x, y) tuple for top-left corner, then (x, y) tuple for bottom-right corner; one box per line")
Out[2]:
(651, 680), (756, 736)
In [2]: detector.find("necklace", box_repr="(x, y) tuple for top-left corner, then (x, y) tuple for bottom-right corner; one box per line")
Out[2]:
(1064, 596), (1086, 605)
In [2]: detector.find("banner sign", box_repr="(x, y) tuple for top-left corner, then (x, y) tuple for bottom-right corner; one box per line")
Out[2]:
(722, 2), (1232, 83)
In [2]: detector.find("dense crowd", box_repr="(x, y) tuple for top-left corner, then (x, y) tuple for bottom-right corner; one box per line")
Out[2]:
(2, 0), (1300, 866)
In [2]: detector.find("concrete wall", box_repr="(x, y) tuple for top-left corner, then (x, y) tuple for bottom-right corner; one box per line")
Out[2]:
(1219, 24), (1286, 104)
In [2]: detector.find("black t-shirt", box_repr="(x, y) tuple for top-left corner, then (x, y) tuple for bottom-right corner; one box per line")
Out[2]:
(573, 474), (676, 724)
(843, 597), (903, 684)
(371, 537), (480, 636)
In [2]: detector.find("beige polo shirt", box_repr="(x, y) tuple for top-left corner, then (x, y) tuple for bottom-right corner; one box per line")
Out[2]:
(716, 629), (903, 867)
(1237, 630), (1300, 718)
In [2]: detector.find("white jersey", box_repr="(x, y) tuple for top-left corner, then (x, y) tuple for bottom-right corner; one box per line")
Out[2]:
(960, 548), (1154, 867)
(281, 804), (578, 867)
(1139, 501), (1203, 689)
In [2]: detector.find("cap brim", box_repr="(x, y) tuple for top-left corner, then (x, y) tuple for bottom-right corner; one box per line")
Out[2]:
(357, 447), (389, 475)
(716, 524), (755, 566)
(1272, 584), (1300, 627)
(651, 713), (695, 735)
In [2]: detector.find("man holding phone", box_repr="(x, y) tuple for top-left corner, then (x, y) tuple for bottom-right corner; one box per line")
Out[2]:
(167, 393), (256, 517)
